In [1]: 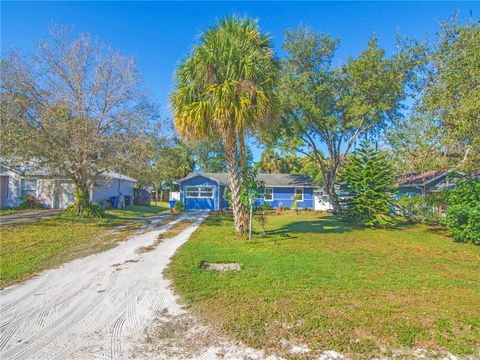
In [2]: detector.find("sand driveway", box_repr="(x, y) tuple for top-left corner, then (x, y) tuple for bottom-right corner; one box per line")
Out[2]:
(0, 213), (209, 359)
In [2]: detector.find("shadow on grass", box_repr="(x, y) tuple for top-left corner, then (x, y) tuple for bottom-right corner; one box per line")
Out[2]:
(268, 215), (355, 237)
(202, 214), (233, 226)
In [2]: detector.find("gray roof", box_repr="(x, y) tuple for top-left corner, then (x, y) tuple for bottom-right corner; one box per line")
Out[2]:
(177, 173), (317, 187)
(0, 165), (136, 182)
(102, 171), (136, 182)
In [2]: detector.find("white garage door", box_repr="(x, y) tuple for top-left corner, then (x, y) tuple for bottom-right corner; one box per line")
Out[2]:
(55, 182), (75, 209)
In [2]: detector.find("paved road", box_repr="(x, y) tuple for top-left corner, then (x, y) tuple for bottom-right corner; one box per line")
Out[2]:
(0, 209), (63, 227)
(0, 212), (207, 360)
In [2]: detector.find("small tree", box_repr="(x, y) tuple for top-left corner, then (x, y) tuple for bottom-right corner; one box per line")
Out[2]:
(338, 141), (397, 227)
(291, 194), (302, 213)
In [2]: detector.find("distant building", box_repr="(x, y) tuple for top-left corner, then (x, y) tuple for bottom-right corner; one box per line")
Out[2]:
(396, 170), (463, 197)
(0, 166), (136, 209)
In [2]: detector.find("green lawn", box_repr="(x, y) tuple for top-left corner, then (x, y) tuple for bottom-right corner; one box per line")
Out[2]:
(105, 203), (170, 221)
(167, 212), (480, 358)
(0, 204), (170, 287)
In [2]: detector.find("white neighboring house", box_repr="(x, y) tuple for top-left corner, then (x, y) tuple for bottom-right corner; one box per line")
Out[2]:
(0, 166), (136, 209)
(313, 188), (333, 211)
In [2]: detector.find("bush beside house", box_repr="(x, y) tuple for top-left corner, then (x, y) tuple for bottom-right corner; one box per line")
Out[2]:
(443, 178), (480, 244)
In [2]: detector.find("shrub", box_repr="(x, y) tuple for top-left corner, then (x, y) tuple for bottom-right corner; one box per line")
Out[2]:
(174, 200), (185, 212)
(398, 192), (447, 225)
(262, 203), (271, 210)
(99, 199), (111, 209)
(291, 194), (302, 213)
(19, 195), (45, 209)
(443, 179), (480, 244)
(63, 202), (105, 218)
(444, 205), (480, 244)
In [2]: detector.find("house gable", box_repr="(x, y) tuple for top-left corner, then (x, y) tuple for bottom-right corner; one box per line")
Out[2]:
(179, 174), (220, 211)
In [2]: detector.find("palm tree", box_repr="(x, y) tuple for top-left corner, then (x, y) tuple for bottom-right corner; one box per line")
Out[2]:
(171, 16), (279, 234)
(258, 149), (283, 173)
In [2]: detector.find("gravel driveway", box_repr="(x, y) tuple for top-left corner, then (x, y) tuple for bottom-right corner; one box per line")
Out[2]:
(0, 212), (208, 359)
(0, 209), (63, 227)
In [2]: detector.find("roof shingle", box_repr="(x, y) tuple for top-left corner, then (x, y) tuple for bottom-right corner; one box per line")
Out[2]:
(177, 173), (317, 187)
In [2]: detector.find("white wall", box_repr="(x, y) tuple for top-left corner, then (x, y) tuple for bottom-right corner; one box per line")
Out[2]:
(314, 190), (332, 211)
(4, 171), (21, 208)
(36, 179), (56, 208)
(91, 178), (134, 203)
(169, 192), (180, 201)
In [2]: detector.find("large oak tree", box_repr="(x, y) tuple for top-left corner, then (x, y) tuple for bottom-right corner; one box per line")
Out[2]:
(267, 27), (423, 208)
(423, 18), (480, 170)
(1, 26), (156, 213)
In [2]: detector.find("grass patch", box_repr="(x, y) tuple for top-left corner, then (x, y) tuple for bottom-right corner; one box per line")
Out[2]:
(167, 212), (480, 358)
(0, 204), (169, 287)
(105, 203), (169, 221)
(0, 218), (135, 287)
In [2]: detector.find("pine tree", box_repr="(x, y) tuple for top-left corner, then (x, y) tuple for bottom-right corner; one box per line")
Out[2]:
(338, 141), (397, 227)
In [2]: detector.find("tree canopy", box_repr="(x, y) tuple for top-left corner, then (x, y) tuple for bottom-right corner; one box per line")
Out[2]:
(264, 26), (423, 207)
(189, 141), (227, 173)
(1, 26), (156, 213)
(422, 17), (480, 170)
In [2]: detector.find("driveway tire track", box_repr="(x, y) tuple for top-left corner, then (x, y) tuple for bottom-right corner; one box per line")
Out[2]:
(2, 271), (118, 359)
(1, 276), (94, 338)
(0, 213), (207, 359)
(110, 315), (126, 359)
(1, 272), (54, 312)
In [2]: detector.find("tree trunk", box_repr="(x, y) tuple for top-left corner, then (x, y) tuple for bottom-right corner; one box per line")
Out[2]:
(238, 131), (248, 172)
(73, 182), (90, 214)
(324, 166), (339, 212)
(223, 131), (247, 234)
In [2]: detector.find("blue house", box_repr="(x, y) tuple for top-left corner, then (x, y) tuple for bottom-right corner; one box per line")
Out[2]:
(175, 173), (317, 211)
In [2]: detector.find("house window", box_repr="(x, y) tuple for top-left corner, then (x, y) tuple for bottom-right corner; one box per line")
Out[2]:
(185, 186), (214, 198)
(294, 188), (304, 201)
(21, 178), (38, 198)
(264, 188), (273, 201)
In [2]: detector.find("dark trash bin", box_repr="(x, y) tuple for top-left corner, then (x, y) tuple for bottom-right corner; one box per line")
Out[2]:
(124, 195), (132, 207)
(110, 196), (118, 209)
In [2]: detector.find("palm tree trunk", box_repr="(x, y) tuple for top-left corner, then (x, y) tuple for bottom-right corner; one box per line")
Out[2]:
(238, 131), (248, 171)
(223, 131), (247, 234)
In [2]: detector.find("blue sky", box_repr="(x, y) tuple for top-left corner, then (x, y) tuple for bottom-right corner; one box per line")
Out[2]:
(1, 1), (477, 161)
